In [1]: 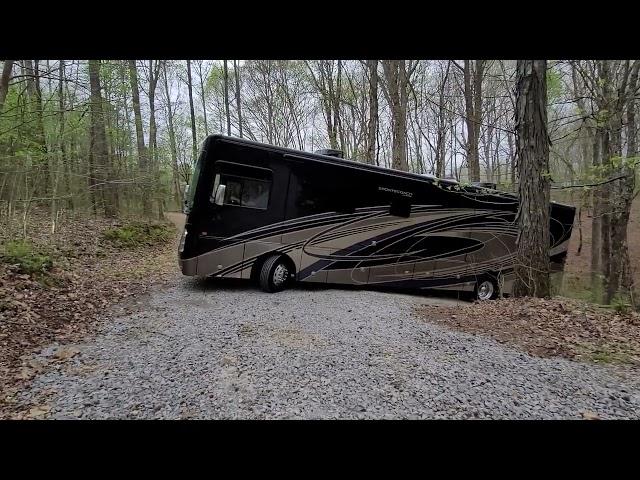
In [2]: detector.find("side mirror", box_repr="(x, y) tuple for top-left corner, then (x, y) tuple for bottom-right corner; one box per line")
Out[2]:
(214, 184), (226, 206)
(210, 174), (225, 206)
(182, 184), (190, 213)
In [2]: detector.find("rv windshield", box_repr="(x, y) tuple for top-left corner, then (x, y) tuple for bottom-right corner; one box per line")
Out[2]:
(185, 155), (203, 212)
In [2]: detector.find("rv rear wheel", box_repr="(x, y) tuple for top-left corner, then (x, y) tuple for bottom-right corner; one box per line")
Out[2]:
(259, 255), (292, 293)
(475, 275), (499, 301)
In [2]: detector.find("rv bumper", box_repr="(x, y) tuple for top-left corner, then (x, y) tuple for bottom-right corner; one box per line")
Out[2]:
(179, 257), (198, 276)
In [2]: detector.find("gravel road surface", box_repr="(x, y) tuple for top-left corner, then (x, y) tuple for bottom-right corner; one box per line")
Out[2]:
(18, 279), (640, 419)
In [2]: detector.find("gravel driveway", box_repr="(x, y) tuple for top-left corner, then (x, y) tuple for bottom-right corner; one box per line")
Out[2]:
(18, 279), (640, 419)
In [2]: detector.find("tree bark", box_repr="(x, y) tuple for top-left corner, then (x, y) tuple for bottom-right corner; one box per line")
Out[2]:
(234, 60), (243, 138)
(590, 128), (602, 291)
(366, 60), (378, 165)
(148, 60), (163, 220)
(463, 60), (484, 182)
(305, 61), (339, 150)
(512, 60), (551, 298)
(197, 61), (209, 137)
(0, 60), (13, 114)
(381, 60), (410, 171)
(58, 60), (73, 211)
(128, 60), (151, 217)
(88, 60), (117, 217)
(223, 60), (231, 135)
(334, 60), (345, 152)
(163, 62), (183, 207)
(435, 61), (451, 178)
(186, 60), (199, 164)
(606, 60), (640, 304)
(23, 60), (49, 194)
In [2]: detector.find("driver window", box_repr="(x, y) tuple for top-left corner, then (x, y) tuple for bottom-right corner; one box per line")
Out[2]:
(214, 161), (272, 210)
(224, 179), (243, 206)
(219, 174), (271, 210)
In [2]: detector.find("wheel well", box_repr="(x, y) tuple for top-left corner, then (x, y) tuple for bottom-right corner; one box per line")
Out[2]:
(250, 252), (297, 282)
(474, 271), (500, 284)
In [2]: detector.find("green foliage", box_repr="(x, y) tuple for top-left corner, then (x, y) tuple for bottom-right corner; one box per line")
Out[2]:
(610, 295), (631, 314)
(205, 64), (226, 93)
(594, 109), (609, 127)
(590, 351), (616, 364)
(102, 222), (174, 249)
(587, 155), (640, 183)
(1, 240), (53, 275)
(547, 67), (563, 103)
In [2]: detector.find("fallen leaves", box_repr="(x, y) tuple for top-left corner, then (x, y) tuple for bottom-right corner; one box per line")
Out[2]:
(27, 405), (51, 419)
(1, 210), (182, 419)
(581, 411), (601, 420)
(417, 296), (640, 368)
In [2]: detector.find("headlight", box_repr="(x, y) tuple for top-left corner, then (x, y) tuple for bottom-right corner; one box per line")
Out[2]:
(178, 229), (188, 253)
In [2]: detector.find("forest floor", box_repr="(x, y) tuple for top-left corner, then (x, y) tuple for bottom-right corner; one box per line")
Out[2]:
(416, 297), (640, 369)
(414, 197), (640, 373)
(0, 210), (182, 418)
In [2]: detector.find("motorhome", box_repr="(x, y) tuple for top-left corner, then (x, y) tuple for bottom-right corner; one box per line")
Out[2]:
(179, 135), (575, 300)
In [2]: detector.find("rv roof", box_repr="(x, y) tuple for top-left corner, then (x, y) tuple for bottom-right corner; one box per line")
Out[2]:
(210, 134), (502, 194)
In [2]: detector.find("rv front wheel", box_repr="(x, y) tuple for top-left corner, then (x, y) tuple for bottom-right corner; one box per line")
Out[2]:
(259, 255), (292, 293)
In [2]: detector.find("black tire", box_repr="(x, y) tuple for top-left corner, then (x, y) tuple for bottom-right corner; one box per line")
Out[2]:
(259, 255), (292, 293)
(474, 274), (499, 301)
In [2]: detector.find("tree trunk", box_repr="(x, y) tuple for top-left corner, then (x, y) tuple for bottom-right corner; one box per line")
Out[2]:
(366, 60), (379, 165)
(305, 61), (338, 149)
(197, 61), (209, 137)
(88, 60), (117, 217)
(606, 60), (640, 304)
(473, 60), (485, 180)
(128, 60), (151, 217)
(507, 132), (516, 189)
(55, 60), (67, 220)
(186, 60), (199, 164)
(24, 60), (49, 194)
(234, 60), (243, 138)
(435, 62), (451, 178)
(600, 126), (612, 300)
(381, 60), (409, 172)
(0, 60), (13, 113)
(148, 60), (163, 220)
(590, 129), (602, 292)
(512, 60), (551, 298)
(223, 60), (231, 135)
(463, 60), (484, 182)
(163, 62), (183, 207)
(334, 60), (345, 152)
(58, 60), (73, 211)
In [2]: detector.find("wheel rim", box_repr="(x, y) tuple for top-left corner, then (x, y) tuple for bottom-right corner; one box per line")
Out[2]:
(272, 264), (289, 287)
(477, 280), (494, 300)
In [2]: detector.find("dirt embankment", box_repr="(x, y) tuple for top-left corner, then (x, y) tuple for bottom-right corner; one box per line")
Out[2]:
(0, 211), (185, 418)
(417, 296), (640, 368)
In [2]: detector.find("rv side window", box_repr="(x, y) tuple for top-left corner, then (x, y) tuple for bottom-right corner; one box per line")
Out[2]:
(221, 175), (270, 210)
(293, 170), (355, 216)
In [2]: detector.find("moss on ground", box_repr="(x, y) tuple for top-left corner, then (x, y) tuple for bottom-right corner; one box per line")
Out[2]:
(1, 240), (53, 276)
(102, 222), (174, 249)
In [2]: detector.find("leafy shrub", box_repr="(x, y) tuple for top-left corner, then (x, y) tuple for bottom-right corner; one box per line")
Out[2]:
(102, 222), (174, 249)
(610, 295), (631, 315)
(1, 240), (53, 275)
